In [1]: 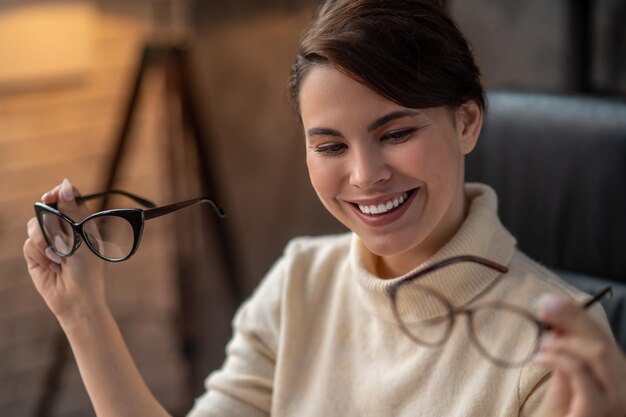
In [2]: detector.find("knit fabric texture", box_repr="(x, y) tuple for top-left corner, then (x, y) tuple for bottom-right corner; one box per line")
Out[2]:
(188, 183), (609, 417)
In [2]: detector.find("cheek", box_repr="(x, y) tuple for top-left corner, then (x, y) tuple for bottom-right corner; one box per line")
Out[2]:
(306, 155), (337, 198)
(392, 139), (450, 184)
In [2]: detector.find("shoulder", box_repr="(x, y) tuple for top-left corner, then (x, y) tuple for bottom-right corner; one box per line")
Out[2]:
(243, 232), (353, 308)
(231, 232), (353, 347)
(505, 250), (593, 303)
(281, 233), (352, 264)
(274, 232), (353, 295)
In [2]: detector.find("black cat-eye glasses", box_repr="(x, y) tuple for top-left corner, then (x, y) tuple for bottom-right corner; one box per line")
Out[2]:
(34, 190), (224, 262)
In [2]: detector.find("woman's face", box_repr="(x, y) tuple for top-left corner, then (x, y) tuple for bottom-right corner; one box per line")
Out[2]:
(299, 66), (482, 275)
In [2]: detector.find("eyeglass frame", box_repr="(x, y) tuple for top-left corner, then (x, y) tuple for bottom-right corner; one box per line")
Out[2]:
(34, 189), (225, 263)
(386, 255), (613, 368)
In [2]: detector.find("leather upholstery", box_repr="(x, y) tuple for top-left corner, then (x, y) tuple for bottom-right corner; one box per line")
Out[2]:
(466, 91), (626, 348)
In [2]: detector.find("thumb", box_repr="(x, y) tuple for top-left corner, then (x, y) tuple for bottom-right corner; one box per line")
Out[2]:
(57, 178), (78, 212)
(56, 178), (92, 222)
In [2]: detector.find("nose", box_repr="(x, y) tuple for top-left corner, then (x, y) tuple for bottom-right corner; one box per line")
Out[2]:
(349, 145), (392, 190)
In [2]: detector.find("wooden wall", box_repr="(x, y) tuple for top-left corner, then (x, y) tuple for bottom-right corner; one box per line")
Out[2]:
(0, 2), (189, 416)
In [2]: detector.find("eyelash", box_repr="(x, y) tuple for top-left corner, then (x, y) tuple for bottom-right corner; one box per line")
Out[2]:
(381, 128), (418, 143)
(312, 128), (419, 156)
(313, 143), (347, 156)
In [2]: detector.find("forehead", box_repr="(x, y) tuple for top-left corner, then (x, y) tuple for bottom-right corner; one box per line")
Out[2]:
(299, 66), (404, 128)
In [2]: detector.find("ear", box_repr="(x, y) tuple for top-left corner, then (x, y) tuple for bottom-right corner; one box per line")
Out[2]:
(455, 100), (483, 155)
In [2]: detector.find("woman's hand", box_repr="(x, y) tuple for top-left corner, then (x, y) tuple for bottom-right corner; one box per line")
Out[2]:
(23, 178), (107, 328)
(24, 179), (171, 417)
(535, 295), (626, 417)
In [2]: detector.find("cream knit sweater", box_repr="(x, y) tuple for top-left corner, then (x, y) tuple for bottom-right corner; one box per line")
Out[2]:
(188, 184), (608, 417)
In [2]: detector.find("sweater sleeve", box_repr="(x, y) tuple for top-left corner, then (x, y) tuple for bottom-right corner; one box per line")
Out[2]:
(187, 254), (287, 417)
(518, 372), (550, 417)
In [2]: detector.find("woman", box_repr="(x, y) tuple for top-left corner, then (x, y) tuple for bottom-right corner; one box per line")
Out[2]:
(23, 0), (626, 416)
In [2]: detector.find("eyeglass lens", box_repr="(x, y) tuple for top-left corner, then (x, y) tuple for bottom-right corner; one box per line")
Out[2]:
(470, 304), (541, 366)
(41, 212), (75, 256)
(394, 284), (540, 366)
(394, 285), (452, 345)
(41, 212), (135, 261)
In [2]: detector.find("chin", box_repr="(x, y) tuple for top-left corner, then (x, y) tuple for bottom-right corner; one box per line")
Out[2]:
(358, 231), (419, 258)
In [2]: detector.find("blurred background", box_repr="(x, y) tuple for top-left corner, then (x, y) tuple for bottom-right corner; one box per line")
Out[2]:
(0, 0), (624, 416)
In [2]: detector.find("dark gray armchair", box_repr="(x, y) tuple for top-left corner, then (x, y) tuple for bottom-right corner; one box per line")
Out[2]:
(466, 91), (626, 349)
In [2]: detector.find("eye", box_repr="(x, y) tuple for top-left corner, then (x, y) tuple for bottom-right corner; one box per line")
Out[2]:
(381, 128), (418, 144)
(311, 143), (347, 156)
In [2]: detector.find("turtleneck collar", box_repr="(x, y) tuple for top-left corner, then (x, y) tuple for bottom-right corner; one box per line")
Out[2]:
(350, 183), (517, 321)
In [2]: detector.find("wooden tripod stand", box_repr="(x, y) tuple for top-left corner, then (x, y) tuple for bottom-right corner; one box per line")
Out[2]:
(36, 43), (244, 417)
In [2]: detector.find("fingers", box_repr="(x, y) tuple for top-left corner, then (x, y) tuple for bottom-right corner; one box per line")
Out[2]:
(41, 184), (62, 205)
(40, 178), (82, 206)
(27, 217), (63, 265)
(23, 238), (61, 274)
(535, 295), (626, 416)
(27, 217), (46, 249)
(537, 295), (616, 383)
(537, 295), (606, 340)
(50, 178), (77, 212)
(537, 331), (626, 416)
(41, 178), (93, 221)
(540, 332), (615, 395)
(29, 178), (89, 269)
(535, 350), (607, 416)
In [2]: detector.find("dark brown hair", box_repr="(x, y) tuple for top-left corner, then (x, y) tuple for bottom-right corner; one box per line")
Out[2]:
(289, 0), (485, 116)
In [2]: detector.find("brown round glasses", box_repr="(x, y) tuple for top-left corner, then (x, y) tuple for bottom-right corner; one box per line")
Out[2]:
(386, 255), (613, 368)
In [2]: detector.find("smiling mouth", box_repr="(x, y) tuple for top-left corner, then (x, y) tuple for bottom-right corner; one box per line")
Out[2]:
(352, 189), (417, 216)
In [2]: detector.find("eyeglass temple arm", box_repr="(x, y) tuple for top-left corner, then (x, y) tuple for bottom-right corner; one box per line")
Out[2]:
(399, 255), (509, 285)
(75, 190), (157, 208)
(582, 286), (613, 308)
(143, 197), (225, 220)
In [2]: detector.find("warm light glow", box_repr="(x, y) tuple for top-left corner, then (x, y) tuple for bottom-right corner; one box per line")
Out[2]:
(0, 2), (96, 90)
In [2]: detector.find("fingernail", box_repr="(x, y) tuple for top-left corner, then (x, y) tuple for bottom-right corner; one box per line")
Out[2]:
(49, 263), (61, 274)
(535, 294), (568, 316)
(27, 220), (38, 238)
(61, 178), (74, 202)
(41, 192), (50, 201)
(45, 247), (63, 264)
(54, 235), (69, 254)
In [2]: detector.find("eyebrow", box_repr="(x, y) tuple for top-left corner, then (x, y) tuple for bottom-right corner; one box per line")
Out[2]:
(367, 110), (422, 132)
(306, 110), (422, 138)
(306, 127), (343, 138)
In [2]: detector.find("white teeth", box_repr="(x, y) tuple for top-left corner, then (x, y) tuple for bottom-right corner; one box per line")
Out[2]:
(357, 191), (412, 215)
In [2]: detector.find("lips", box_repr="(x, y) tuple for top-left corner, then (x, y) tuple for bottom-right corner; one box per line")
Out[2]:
(348, 188), (419, 227)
